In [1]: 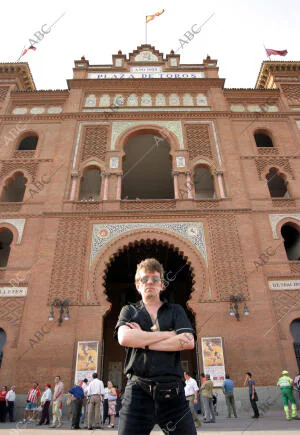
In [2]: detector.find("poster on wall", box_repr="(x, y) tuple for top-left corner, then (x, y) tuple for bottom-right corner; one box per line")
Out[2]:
(75, 341), (99, 383)
(108, 362), (123, 389)
(201, 337), (225, 387)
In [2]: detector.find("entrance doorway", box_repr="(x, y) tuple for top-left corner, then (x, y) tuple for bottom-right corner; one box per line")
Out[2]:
(102, 241), (198, 389)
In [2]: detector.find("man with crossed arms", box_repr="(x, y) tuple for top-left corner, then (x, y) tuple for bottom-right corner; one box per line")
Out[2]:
(115, 258), (197, 435)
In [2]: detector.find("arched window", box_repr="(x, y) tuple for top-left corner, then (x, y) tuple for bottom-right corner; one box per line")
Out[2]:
(0, 329), (6, 368)
(281, 223), (300, 261)
(266, 168), (289, 198)
(122, 133), (173, 199)
(17, 134), (38, 151)
(254, 132), (273, 147)
(0, 228), (13, 267)
(79, 167), (102, 201)
(1, 173), (27, 202)
(193, 166), (215, 199)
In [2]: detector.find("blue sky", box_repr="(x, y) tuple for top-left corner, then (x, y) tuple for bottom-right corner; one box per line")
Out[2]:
(1, 0), (299, 89)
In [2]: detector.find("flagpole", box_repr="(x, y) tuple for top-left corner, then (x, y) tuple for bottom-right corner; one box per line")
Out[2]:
(263, 43), (271, 61)
(145, 17), (147, 44)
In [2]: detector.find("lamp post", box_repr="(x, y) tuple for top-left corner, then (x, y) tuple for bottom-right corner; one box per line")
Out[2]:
(48, 299), (70, 326)
(229, 294), (249, 321)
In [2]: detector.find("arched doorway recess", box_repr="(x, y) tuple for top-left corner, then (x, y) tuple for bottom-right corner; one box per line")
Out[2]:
(102, 240), (199, 389)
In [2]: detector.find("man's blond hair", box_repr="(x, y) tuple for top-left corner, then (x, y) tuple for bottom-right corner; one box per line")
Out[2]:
(135, 258), (164, 284)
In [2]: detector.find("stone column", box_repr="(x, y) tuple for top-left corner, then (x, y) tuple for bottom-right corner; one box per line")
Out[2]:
(185, 172), (193, 199)
(173, 172), (179, 199)
(216, 171), (225, 198)
(70, 171), (80, 200)
(116, 173), (123, 200)
(103, 173), (110, 200)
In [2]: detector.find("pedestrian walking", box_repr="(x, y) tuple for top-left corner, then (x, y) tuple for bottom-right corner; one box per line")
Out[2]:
(87, 372), (104, 430)
(5, 385), (16, 422)
(103, 384), (110, 426)
(23, 382), (41, 423)
(38, 383), (52, 425)
(115, 258), (197, 435)
(199, 373), (206, 419)
(294, 372), (300, 400)
(81, 378), (89, 425)
(222, 374), (237, 418)
(200, 374), (216, 423)
(107, 381), (117, 429)
(49, 375), (64, 428)
(184, 371), (201, 428)
(0, 386), (8, 422)
(277, 370), (298, 420)
(68, 379), (85, 429)
(245, 372), (259, 419)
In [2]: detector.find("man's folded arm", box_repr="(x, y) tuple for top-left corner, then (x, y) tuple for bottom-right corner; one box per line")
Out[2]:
(118, 324), (175, 348)
(149, 332), (194, 352)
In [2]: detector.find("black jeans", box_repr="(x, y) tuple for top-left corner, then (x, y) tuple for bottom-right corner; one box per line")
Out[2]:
(118, 380), (197, 435)
(250, 395), (259, 417)
(71, 398), (83, 428)
(7, 401), (14, 422)
(39, 401), (50, 424)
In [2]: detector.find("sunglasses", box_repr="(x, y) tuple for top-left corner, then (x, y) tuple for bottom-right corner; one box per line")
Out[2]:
(139, 276), (161, 284)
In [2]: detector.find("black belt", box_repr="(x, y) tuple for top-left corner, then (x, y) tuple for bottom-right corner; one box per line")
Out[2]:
(129, 375), (181, 401)
(130, 375), (155, 393)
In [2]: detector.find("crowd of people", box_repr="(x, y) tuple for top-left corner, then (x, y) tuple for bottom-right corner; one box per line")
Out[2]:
(1, 257), (300, 434)
(0, 374), (121, 430)
(0, 369), (299, 429)
(183, 370), (300, 427)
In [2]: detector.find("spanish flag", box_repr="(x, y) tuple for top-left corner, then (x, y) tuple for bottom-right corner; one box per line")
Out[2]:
(146, 9), (165, 23)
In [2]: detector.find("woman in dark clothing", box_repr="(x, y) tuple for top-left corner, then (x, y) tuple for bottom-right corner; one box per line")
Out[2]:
(0, 386), (8, 422)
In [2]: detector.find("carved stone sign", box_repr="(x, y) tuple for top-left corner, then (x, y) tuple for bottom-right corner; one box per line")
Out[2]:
(269, 280), (300, 290)
(0, 287), (27, 297)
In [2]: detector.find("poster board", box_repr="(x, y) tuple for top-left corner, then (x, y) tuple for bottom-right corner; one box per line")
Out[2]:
(75, 341), (99, 383)
(201, 337), (225, 387)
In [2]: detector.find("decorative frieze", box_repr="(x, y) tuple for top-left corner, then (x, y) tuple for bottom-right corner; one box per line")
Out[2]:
(90, 222), (208, 266)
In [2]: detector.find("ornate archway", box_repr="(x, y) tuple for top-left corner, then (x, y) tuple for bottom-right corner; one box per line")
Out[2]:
(100, 239), (200, 388)
(85, 225), (212, 384)
(86, 225), (211, 309)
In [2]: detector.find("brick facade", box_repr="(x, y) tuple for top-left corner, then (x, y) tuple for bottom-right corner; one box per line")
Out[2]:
(0, 46), (300, 390)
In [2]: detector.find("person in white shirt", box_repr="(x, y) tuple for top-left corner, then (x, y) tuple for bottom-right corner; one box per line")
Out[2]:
(87, 373), (104, 430)
(38, 383), (52, 426)
(184, 372), (201, 428)
(50, 376), (64, 428)
(5, 386), (16, 422)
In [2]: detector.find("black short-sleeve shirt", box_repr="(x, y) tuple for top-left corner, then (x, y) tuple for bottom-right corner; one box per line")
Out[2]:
(114, 300), (195, 382)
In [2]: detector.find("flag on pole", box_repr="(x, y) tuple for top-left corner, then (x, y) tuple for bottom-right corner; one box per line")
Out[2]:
(265, 48), (288, 57)
(20, 45), (37, 59)
(146, 9), (165, 23)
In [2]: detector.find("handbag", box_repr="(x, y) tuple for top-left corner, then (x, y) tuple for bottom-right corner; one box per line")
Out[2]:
(153, 382), (181, 402)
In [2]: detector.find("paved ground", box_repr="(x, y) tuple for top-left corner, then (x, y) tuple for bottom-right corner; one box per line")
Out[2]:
(0, 411), (299, 434)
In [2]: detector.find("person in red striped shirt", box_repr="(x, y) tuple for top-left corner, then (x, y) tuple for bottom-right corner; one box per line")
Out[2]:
(23, 382), (41, 423)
